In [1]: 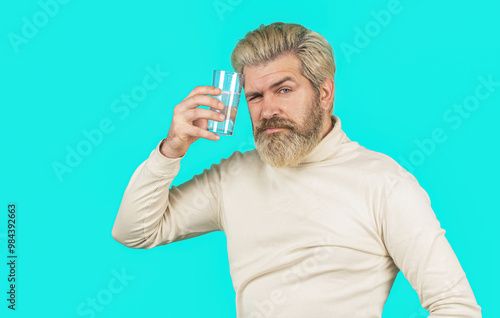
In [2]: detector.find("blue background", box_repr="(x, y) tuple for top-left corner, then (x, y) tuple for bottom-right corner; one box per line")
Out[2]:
(1, 0), (498, 317)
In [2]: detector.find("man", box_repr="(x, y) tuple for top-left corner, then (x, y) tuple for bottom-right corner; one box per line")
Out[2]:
(111, 22), (481, 317)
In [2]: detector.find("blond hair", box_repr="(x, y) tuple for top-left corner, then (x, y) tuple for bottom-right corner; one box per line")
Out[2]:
(231, 22), (336, 113)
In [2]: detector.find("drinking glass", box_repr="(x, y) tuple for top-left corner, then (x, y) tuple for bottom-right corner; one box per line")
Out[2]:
(207, 70), (243, 136)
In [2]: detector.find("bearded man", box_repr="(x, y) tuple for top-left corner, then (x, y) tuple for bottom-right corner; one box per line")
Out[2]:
(112, 22), (481, 317)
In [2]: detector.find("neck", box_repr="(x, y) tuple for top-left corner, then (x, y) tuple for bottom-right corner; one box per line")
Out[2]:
(320, 114), (334, 139)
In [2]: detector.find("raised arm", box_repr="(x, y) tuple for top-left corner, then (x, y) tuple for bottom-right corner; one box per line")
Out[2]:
(381, 173), (481, 317)
(111, 85), (228, 249)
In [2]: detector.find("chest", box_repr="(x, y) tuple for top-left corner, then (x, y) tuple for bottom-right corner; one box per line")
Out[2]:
(221, 165), (386, 258)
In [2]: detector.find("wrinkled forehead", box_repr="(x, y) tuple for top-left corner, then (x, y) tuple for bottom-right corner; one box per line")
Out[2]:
(244, 70), (296, 91)
(242, 54), (302, 91)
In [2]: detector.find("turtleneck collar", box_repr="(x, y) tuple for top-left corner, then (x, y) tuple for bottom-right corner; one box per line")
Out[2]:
(297, 114), (360, 166)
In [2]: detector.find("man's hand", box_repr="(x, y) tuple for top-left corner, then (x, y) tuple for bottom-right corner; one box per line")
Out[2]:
(160, 86), (225, 158)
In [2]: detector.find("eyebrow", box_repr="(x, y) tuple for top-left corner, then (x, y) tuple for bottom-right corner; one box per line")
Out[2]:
(245, 76), (296, 100)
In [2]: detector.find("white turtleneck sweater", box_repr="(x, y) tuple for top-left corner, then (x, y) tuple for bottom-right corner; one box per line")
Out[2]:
(112, 115), (481, 317)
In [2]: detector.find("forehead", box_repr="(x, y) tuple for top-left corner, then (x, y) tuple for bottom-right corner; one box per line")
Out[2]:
(243, 54), (303, 90)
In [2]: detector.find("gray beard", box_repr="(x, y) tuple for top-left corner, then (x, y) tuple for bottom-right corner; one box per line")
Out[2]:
(253, 99), (325, 168)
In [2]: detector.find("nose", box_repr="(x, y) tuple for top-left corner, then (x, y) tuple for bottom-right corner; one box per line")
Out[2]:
(260, 95), (281, 120)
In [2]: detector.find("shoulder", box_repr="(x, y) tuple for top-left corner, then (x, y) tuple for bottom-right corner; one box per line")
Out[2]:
(222, 148), (260, 164)
(216, 148), (261, 171)
(349, 146), (418, 189)
(350, 148), (433, 223)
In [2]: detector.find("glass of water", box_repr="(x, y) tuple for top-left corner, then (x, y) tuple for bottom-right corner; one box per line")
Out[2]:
(207, 70), (243, 136)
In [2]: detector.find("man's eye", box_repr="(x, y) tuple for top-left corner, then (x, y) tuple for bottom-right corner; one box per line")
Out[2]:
(279, 88), (291, 94)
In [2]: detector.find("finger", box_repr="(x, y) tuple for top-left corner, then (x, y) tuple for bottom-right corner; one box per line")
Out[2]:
(185, 124), (220, 141)
(184, 108), (225, 123)
(186, 85), (221, 98)
(178, 94), (225, 111)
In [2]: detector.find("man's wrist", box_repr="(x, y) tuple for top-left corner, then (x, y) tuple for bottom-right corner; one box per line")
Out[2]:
(159, 139), (184, 159)
(145, 139), (182, 178)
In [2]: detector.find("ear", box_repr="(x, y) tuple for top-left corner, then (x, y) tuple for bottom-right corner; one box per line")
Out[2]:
(319, 78), (335, 111)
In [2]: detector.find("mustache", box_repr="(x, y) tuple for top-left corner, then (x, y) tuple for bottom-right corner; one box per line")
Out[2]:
(254, 117), (297, 135)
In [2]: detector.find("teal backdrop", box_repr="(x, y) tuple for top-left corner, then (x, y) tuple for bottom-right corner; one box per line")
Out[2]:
(1, 0), (498, 317)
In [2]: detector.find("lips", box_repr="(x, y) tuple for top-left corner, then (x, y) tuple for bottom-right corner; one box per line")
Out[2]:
(265, 127), (285, 133)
